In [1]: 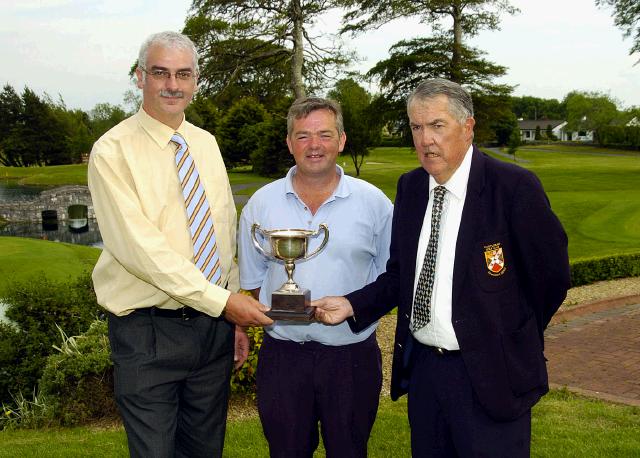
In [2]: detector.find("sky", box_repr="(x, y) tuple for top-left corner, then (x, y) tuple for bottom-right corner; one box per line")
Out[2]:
(2, 0), (639, 112)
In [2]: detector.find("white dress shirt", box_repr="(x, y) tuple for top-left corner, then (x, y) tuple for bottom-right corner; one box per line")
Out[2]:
(412, 145), (473, 349)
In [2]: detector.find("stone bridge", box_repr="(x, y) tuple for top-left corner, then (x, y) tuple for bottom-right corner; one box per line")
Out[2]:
(0, 185), (94, 222)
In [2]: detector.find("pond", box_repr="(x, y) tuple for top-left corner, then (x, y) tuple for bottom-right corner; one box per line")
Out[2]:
(0, 180), (46, 201)
(1, 180), (103, 247)
(1, 219), (103, 247)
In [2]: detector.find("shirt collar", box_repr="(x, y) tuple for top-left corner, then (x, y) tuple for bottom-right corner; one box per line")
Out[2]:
(428, 144), (473, 200)
(285, 165), (350, 200)
(136, 107), (187, 149)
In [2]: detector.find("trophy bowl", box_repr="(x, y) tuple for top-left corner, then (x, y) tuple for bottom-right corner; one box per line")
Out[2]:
(251, 223), (329, 321)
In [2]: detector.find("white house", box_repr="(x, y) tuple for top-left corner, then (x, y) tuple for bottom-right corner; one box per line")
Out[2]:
(517, 119), (594, 142)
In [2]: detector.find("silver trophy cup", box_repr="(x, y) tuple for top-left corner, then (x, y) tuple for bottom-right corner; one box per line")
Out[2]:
(251, 223), (329, 321)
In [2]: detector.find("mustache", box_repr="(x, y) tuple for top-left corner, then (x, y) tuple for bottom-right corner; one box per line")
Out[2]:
(160, 90), (184, 98)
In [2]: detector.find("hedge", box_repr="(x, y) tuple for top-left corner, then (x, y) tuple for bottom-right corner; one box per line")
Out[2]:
(570, 252), (640, 287)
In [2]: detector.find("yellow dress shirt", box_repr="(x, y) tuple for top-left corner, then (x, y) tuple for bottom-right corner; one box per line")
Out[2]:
(88, 107), (238, 317)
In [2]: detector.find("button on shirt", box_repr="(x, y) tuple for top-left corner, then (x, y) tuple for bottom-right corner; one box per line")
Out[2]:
(411, 145), (473, 350)
(238, 165), (393, 345)
(88, 108), (238, 317)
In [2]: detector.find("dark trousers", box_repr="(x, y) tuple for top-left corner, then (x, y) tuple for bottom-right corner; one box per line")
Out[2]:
(257, 332), (382, 458)
(108, 309), (234, 458)
(407, 341), (531, 458)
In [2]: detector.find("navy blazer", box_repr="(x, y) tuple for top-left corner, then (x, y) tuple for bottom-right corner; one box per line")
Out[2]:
(346, 146), (570, 421)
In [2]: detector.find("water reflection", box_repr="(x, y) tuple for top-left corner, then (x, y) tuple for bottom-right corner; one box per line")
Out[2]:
(1, 219), (103, 248)
(0, 180), (46, 201)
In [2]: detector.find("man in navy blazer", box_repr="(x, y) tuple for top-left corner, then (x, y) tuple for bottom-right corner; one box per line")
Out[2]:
(313, 78), (570, 457)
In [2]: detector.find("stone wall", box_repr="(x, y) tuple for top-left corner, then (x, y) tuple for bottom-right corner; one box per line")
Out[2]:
(0, 185), (94, 222)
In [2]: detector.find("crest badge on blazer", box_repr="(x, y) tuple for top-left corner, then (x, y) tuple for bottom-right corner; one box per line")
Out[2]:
(484, 243), (506, 276)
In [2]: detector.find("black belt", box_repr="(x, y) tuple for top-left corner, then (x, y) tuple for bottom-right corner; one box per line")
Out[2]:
(136, 306), (207, 321)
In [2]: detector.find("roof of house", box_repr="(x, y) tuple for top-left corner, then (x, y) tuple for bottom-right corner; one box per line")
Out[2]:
(517, 119), (565, 130)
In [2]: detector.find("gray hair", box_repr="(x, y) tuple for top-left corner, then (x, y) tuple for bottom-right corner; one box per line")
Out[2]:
(287, 97), (344, 137)
(138, 31), (199, 75)
(407, 78), (474, 124)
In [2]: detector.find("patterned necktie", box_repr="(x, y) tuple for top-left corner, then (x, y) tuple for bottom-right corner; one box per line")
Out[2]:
(172, 133), (222, 285)
(412, 185), (447, 331)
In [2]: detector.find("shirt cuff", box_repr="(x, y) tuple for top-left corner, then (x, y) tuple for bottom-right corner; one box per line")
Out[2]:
(200, 283), (232, 317)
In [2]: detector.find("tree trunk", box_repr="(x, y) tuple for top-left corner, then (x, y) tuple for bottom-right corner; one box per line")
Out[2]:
(450, 2), (463, 83)
(290, 0), (306, 99)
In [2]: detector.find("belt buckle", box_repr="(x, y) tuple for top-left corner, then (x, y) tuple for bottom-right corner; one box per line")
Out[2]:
(181, 306), (189, 321)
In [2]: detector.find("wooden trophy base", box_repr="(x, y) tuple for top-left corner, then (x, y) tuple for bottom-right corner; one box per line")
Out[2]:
(266, 288), (314, 321)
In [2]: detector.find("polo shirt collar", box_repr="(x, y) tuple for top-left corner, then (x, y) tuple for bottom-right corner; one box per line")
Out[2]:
(285, 165), (350, 201)
(136, 107), (187, 149)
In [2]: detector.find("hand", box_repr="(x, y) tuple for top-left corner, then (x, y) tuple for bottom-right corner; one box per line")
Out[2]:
(311, 296), (353, 325)
(234, 326), (249, 370)
(223, 292), (273, 327)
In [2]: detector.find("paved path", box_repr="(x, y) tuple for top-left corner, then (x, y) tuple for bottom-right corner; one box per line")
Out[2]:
(545, 299), (640, 406)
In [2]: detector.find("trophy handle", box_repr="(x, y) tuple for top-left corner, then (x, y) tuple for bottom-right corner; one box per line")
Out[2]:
(304, 223), (329, 260)
(251, 223), (270, 258)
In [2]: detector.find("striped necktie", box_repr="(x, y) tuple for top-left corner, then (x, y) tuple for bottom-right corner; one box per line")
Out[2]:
(412, 185), (447, 331)
(171, 132), (222, 285)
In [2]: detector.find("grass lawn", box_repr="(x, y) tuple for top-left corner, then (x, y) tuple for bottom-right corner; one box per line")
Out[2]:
(0, 164), (270, 189)
(0, 237), (100, 296)
(0, 390), (638, 457)
(340, 146), (640, 260)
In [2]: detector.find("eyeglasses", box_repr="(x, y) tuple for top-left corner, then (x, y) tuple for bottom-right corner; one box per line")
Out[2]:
(141, 67), (196, 81)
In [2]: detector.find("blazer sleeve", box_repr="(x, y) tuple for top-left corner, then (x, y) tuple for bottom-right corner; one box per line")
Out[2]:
(346, 174), (406, 332)
(510, 171), (570, 336)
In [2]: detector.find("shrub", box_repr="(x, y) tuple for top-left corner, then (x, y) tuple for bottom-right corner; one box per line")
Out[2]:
(230, 326), (264, 397)
(570, 253), (640, 287)
(0, 270), (100, 404)
(39, 320), (117, 426)
(0, 388), (55, 431)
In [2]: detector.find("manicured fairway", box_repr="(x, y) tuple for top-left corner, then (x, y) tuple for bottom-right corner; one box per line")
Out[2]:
(345, 146), (640, 260)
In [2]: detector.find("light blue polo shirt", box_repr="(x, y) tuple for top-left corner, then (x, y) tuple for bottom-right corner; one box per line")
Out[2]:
(238, 165), (393, 345)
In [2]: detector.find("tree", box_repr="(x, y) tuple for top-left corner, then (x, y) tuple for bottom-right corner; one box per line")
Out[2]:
(507, 127), (520, 159)
(217, 98), (270, 168)
(251, 115), (294, 177)
(511, 95), (565, 120)
(88, 103), (127, 141)
(341, 0), (518, 83)
(184, 0), (352, 101)
(365, 37), (513, 143)
(563, 91), (619, 136)
(596, 0), (640, 62)
(0, 84), (23, 166)
(328, 79), (381, 175)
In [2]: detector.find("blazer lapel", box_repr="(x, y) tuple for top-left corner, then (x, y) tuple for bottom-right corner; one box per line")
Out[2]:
(452, 147), (486, 308)
(406, 170), (430, 284)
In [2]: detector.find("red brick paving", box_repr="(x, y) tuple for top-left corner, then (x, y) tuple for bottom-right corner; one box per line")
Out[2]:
(545, 301), (640, 406)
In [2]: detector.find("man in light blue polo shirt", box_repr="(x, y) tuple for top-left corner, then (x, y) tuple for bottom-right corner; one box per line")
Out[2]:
(238, 97), (392, 458)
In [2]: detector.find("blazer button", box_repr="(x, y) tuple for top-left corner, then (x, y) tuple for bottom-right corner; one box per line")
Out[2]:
(397, 343), (403, 349)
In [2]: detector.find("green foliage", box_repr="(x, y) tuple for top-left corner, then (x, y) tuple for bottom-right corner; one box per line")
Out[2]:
(563, 90), (619, 134)
(545, 124), (557, 141)
(218, 98), (269, 168)
(184, 0), (351, 100)
(39, 320), (117, 426)
(510, 95), (566, 120)
(570, 253), (640, 287)
(87, 103), (126, 140)
(507, 128), (521, 156)
(596, 125), (640, 149)
(250, 115), (293, 177)
(328, 78), (381, 175)
(535, 125), (542, 140)
(230, 326), (264, 396)
(0, 388), (55, 431)
(0, 271), (101, 404)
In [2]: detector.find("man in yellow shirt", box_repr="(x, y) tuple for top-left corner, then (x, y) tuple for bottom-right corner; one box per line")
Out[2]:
(88, 31), (272, 457)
